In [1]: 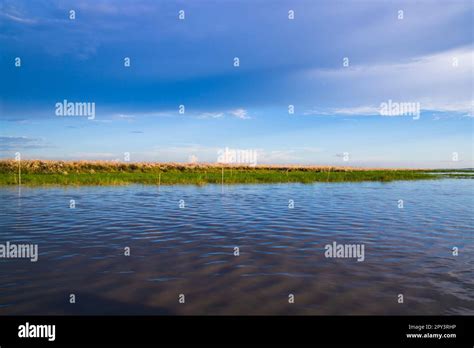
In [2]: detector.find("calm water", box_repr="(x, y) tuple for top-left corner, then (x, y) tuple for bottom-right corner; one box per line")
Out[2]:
(0, 180), (473, 315)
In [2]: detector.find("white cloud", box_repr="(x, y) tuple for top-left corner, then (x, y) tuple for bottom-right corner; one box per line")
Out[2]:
(1, 12), (37, 24)
(0, 136), (51, 151)
(304, 101), (473, 118)
(303, 46), (473, 115)
(44, 108), (254, 125)
(198, 112), (224, 119)
(229, 108), (251, 120)
(304, 106), (380, 116)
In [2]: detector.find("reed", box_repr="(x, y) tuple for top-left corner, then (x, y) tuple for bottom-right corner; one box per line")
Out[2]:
(0, 159), (460, 186)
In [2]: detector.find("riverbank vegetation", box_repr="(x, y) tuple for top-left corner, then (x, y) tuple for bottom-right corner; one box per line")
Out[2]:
(0, 160), (469, 186)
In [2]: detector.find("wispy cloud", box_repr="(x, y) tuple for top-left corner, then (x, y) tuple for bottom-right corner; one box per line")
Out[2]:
(198, 109), (251, 120)
(0, 136), (51, 151)
(103, 109), (251, 121)
(229, 108), (251, 120)
(302, 46), (473, 115)
(0, 4), (38, 25)
(304, 106), (380, 116)
(198, 112), (224, 119)
(1, 12), (37, 24)
(3, 118), (32, 124)
(304, 102), (473, 118)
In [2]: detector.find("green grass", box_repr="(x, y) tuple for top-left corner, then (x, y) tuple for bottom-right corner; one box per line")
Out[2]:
(0, 160), (468, 186)
(0, 168), (442, 186)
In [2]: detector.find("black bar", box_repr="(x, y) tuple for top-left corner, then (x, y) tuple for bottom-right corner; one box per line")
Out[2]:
(0, 316), (472, 346)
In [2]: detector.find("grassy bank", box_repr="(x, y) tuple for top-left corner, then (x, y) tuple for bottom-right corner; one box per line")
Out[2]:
(0, 160), (461, 186)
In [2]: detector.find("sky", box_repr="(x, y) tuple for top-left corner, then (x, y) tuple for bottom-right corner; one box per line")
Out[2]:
(0, 0), (473, 168)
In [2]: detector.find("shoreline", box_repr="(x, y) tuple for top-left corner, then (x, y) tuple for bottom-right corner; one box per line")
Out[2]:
(0, 160), (471, 186)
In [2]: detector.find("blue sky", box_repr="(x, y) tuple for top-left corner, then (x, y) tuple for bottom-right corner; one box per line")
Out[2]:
(0, 0), (473, 167)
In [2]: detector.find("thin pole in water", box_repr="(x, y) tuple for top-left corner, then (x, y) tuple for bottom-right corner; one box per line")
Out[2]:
(16, 153), (21, 197)
(158, 172), (161, 191)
